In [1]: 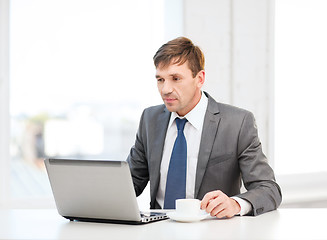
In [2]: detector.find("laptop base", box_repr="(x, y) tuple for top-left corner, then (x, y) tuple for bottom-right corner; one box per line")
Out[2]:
(64, 215), (168, 225)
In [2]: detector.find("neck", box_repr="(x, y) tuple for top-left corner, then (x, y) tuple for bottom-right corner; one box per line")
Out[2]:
(177, 91), (202, 117)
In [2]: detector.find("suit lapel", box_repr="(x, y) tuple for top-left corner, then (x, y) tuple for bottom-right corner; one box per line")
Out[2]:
(194, 93), (221, 198)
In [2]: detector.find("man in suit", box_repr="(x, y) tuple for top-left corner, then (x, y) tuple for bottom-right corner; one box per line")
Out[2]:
(127, 37), (282, 217)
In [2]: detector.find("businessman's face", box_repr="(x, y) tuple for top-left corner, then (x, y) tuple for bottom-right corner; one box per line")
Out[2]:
(156, 61), (205, 116)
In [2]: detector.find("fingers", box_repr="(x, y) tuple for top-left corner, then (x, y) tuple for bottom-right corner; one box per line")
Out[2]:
(205, 192), (230, 217)
(200, 190), (240, 219)
(211, 200), (238, 218)
(205, 194), (225, 214)
(200, 190), (222, 210)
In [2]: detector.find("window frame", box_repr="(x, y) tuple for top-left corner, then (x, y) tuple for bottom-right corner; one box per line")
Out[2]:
(0, 0), (10, 209)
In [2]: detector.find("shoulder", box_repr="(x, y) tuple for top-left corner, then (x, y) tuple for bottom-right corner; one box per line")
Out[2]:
(144, 104), (166, 113)
(140, 104), (170, 124)
(205, 92), (253, 119)
(143, 104), (167, 117)
(218, 102), (253, 119)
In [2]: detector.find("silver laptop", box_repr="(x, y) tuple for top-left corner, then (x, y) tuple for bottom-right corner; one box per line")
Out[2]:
(44, 158), (167, 224)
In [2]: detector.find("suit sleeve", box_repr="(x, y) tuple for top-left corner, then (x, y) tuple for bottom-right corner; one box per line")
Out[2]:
(126, 110), (149, 197)
(236, 112), (282, 216)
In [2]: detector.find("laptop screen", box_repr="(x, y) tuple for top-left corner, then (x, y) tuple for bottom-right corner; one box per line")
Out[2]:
(45, 159), (142, 222)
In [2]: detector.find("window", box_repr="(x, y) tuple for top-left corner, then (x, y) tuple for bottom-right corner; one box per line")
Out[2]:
(275, 0), (327, 207)
(275, 0), (327, 175)
(8, 0), (165, 208)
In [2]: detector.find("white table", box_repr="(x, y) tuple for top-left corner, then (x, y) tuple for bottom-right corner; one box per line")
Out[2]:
(0, 208), (326, 239)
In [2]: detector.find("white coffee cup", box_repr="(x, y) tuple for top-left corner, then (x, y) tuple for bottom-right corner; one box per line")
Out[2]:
(175, 199), (202, 216)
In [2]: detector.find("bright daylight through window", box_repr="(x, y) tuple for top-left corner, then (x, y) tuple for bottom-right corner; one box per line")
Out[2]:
(9, 0), (163, 206)
(275, 0), (327, 174)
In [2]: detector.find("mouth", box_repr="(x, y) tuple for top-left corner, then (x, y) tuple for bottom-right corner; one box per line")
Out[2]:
(164, 97), (177, 104)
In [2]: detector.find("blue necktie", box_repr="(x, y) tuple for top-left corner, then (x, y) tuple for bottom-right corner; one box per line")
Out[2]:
(164, 118), (188, 209)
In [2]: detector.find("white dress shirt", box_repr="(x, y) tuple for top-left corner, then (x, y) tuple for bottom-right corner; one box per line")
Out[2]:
(156, 92), (251, 216)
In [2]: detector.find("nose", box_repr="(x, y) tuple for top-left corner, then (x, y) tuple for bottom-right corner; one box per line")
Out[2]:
(161, 80), (173, 95)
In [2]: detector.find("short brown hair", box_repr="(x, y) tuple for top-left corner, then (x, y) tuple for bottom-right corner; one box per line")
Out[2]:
(153, 37), (205, 77)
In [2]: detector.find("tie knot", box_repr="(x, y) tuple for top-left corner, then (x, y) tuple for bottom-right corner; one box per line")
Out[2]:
(175, 118), (187, 131)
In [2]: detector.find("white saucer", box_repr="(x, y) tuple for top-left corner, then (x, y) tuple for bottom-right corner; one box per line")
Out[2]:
(167, 211), (208, 222)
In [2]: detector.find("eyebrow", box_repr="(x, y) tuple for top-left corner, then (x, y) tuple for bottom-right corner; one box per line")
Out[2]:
(155, 73), (183, 79)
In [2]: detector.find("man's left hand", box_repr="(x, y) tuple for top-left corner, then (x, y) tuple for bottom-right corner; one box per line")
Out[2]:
(200, 190), (241, 218)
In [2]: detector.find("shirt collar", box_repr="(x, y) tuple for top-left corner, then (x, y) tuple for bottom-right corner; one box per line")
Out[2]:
(168, 91), (208, 130)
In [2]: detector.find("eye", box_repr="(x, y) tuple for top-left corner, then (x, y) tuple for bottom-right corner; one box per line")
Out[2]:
(173, 76), (180, 81)
(157, 78), (164, 82)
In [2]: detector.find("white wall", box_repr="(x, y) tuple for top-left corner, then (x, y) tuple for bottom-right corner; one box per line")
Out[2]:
(183, 0), (274, 162)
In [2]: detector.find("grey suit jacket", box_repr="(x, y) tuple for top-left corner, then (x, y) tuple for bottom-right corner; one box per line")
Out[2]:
(127, 92), (282, 216)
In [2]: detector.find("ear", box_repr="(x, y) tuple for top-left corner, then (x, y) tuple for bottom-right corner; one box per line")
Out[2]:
(196, 70), (205, 88)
